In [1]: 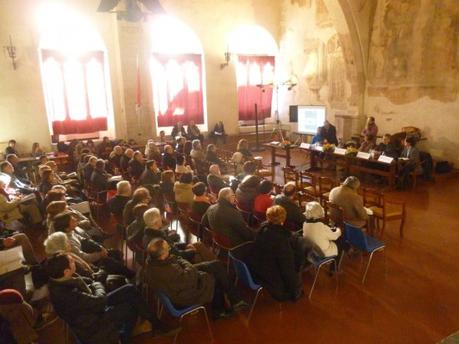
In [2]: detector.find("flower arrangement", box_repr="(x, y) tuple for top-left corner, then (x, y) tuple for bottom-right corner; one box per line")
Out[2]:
(282, 140), (291, 148)
(323, 143), (335, 153)
(345, 147), (358, 156)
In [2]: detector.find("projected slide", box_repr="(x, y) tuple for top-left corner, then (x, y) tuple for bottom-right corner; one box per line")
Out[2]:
(297, 105), (326, 134)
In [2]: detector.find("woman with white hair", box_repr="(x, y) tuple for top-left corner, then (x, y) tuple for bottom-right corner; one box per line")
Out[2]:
(302, 201), (342, 258)
(108, 180), (132, 218)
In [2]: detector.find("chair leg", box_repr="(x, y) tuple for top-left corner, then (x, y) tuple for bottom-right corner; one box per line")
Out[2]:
(248, 288), (263, 322)
(362, 251), (375, 284)
(201, 307), (214, 341)
(308, 266), (321, 300)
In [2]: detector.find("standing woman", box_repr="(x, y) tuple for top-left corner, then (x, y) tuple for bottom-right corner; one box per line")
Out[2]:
(361, 116), (378, 144)
(237, 139), (252, 160)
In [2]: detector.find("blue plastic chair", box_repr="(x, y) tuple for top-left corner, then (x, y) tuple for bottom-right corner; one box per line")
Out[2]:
(344, 222), (385, 283)
(306, 250), (338, 300)
(157, 292), (213, 343)
(228, 244), (263, 321)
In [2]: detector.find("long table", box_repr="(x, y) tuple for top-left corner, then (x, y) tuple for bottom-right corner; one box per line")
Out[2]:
(263, 143), (299, 168)
(299, 145), (397, 188)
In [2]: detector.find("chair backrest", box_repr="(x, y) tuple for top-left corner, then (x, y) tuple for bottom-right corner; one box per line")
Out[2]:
(213, 231), (233, 250)
(318, 176), (335, 193)
(68, 201), (91, 216)
(344, 222), (369, 251)
(229, 248), (260, 290)
(325, 201), (344, 228)
(362, 187), (383, 208)
(300, 171), (316, 189)
(283, 167), (299, 187)
(188, 215), (202, 238)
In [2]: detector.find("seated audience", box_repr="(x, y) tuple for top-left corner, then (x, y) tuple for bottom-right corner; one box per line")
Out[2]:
(0, 161), (35, 194)
(144, 238), (248, 319)
(329, 176), (368, 228)
(90, 159), (110, 192)
(123, 187), (151, 226)
(128, 151), (145, 180)
(171, 121), (187, 139)
(126, 203), (150, 262)
(202, 187), (254, 246)
(5, 139), (18, 155)
(209, 121), (226, 145)
(205, 144), (223, 167)
(235, 174), (261, 210)
(207, 164), (228, 195)
(321, 120), (338, 145)
(1, 233), (39, 266)
(236, 161), (257, 181)
(120, 148), (134, 174)
(237, 139), (252, 160)
(246, 205), (305, 302)
(162, 145), (176, 170)
(46, 253), (179, 344)
(39, 169), (58, 195)
(302, 201), (342, 258)
(160, 170), (175, 203)
(6, 154), (29, 184)
(108, 145), (124, 170)
(108, 181), (132, 219)
(253, 180), (273, 217)
(191, 182), (211, 219)
(96, 136), (112, 157)
(31, 142), (44, 157)
(175, 154), (192, 175)
(273, 182), (306, 230)
(187, 120), (204, 142)
(311, 127), (324, 145)
(190, 139), (205, 162)
(83, 156), (97, 184)
(175, 136), (186, 155)
(139, 160), (161, 186)
(144, 140), (161, 163)
(174, 172), (194, 206)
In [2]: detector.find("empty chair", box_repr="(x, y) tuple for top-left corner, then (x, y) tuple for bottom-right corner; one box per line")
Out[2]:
(299, 171), (318, 197)
(344, 222), (385, 283)
(283, 167), (299, 187)
(318, 176), (336, 206)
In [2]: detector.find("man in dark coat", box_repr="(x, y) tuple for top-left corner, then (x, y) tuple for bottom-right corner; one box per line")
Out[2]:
(202, 187), (254, 246)
(46, 253), (179, 344)
(144, 238), (247, 318)
(273, 182), (306, 230)
(321, 120), (338, 145)
(207, 164), (228, 194)
(139, 160), (161, 186)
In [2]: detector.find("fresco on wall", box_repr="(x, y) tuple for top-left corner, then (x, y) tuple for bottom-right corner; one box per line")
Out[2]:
(368, 0), (459, 103)
(315, 0), (333, 28)
(327, 34), (347, 109)
(290, 0), (312, 7)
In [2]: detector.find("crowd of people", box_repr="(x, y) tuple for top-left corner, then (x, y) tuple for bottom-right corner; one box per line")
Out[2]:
(0, 118), (415, 343)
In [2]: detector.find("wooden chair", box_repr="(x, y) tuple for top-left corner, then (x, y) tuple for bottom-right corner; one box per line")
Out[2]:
(283, 167), (299, 187)
(254, 156), (273, 180)
(299, 171), (318, 197)
(318, 176), (336, 206)
(324, 201), (344, 229)
(362, 188), (406, 237)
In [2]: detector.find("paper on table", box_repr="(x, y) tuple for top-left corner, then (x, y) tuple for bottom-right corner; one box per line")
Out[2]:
(270, 141), (280, 145)
(314, 145), (323, 152)
(378, 155), (394, 164)
(300, 142), (311, 149)
(357, 152), (370, 160)
(334, 147), (346, 155)
(0, 246), (24, 275)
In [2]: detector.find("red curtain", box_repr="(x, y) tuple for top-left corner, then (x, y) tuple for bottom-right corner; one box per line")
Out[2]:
(41, 50), (108, 135)
(151, 54), (204, 127)
(237, 55), (275, 121)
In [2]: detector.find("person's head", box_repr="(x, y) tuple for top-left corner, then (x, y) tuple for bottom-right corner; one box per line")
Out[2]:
(46, 253), (75, 280)
(146, 160), (157, 172)
(116, 180), (132, 197)
(46, 189), (66, 203)
(87, 139), (95, 147)
(316, 126), (323, 135)
(218, 187), (235, 205)
(177, 121), (183, 128)
(283, 182), (297, 198)
(39, 155), (49, 165)
(147, 238), (170, 260)
(143, 207), (162, 229)
(266, 205), (287, 225)
(8, 139), (16, 147)
(304, 201), (325, 221)
(242, 161), (257, 175)
(95, 159), (105, 171)
(41, 169), (54, 184)
(51, 184), (67, 193)
(343, 176), (360, 191)
(132, 187), (151, 204)
(114, 145), (123, 155)
(133, 151), (143, 162)
(53, 212), (77, 233)
(259, 180), (273, 194)
(237, 139), (249, 151)
(192, 182), (206, 197)
(179, 172), (193, 184)
(206, 143), (216, 153)
(44, 232), (71, 256)
(231, 152), (243, 164)
(189, 120), (195, 126)
(0, 161), (13, 175)
(164, 145), (173, 154)
(364, 134), (374, 143)
(32, 142), (40, 151)
(366, 116), (375, 126)
(46, 201), (68, 219)
(161, 170), (175, 184)
(6, 154), (18, 166)
(191, 139), (201, 151)
(405, 136), (417, 147)
(102, 136), (110, 144)
(209, 164), (221, 176)
(88, 156), (97, 167)
(125, 148), (134, 158)
(383, 134), (391, 145)
(323, 120), (330, 129)
(159, 130), (165, 138)
(133, 203), (149, 220)
(176, 154), (185, 166)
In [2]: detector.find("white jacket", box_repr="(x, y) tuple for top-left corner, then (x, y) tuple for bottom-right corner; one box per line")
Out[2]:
(303, 222), (341, 257)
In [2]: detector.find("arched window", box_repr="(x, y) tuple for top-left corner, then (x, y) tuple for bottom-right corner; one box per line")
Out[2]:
(228, 25), (278, 121)
(149, 16), (207, 130)
(38, 4), (113, 138)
